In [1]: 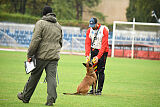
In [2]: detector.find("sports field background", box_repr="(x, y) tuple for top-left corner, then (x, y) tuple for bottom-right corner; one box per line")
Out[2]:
(0, 50), (160, 107)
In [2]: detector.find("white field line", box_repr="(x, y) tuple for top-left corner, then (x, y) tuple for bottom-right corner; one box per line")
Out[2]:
(0, 99), (8, 100)
(0, 48), (27, 52)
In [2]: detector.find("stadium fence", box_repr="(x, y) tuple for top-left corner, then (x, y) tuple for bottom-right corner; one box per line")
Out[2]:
(111, 21), (160, 60)
(0, 22), (160, 60)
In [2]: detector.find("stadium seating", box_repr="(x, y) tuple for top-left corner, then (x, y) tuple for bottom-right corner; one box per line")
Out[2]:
(0, 28), (33, 47)
(0, 22), (160, 52)
(1, 26), (160, 48)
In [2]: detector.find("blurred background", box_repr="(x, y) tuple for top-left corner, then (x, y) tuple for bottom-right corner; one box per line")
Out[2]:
(0, 0), (160, 24)
(0, 1), (160, 107)
(0, 0), (160, 60)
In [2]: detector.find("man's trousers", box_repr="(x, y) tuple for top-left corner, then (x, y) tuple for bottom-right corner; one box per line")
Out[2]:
(91, 49), (108, 92)
(22, 59), (58, 103)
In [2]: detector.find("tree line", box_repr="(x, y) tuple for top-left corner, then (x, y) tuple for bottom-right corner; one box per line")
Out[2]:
(0, 0), (105, 21)
(126, 0), (160, 23)
(0, 0), (159, 23)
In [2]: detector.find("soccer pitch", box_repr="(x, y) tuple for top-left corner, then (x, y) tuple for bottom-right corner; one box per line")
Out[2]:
(0, 50), (160, 107)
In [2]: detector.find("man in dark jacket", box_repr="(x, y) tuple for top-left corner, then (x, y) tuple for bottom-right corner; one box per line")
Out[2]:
(17, 6), (62, 106)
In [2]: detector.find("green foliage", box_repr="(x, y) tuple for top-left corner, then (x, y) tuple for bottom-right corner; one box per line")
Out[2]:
(0, 0), (108, 28)
(0, 0), (12, 12)
(0, 11), (110, 29)
(126, 0), (160, 23)
(52, 0), (76, 20)
(0, 0), (103, 21)
(26, 0), (53, 16)
(84, 0), (101, 7)
(0, 11), (40, 24)
(0, 51), (160, 107)
(90, 11), (107, 23)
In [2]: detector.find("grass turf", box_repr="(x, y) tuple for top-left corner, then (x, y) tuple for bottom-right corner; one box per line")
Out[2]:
(0, 50), (160, 107)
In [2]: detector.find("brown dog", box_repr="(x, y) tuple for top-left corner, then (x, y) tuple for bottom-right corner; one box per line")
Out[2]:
(77, 62), (97, 95)
(63, 62), (97, 95)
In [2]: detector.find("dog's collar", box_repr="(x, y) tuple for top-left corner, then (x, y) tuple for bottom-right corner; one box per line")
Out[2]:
(86, 72), (95, 76)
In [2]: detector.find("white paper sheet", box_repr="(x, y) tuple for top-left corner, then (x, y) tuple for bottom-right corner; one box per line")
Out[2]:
(25, 60), (36, 74)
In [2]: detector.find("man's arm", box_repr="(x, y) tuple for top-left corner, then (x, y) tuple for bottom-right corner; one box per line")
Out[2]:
(97, 27), (109, 59)
(85, 28), (91, 57)
(27, 21), (43, 59)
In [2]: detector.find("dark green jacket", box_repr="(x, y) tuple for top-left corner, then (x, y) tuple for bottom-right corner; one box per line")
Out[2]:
(27, 13), (62, 60)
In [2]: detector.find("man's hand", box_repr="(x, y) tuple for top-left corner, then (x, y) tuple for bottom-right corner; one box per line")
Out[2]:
(27, 58), (32, 62)
(86, 56), (90, 62)
(92, 56), (98, 64)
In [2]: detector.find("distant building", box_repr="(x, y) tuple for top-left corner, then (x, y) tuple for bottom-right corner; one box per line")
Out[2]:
(82, 0), (129, 24)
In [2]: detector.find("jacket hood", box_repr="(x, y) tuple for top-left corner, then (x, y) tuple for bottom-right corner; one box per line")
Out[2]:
(42, 13), (57, 23)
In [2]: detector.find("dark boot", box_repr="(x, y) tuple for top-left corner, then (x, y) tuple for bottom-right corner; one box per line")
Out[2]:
(17, 92), (29, 103)
(96, 89), (102, 95)
(88, 90), (93, 94)
(45, 102), (53, 106)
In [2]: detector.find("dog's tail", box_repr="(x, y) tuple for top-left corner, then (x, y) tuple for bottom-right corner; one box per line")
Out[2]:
(63, 92), (80, 95)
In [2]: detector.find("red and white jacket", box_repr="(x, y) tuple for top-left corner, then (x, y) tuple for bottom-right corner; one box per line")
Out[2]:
(85, 24), (109, 59)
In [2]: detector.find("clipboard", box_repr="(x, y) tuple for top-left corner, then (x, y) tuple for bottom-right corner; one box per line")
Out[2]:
(24, 56), (36, 74)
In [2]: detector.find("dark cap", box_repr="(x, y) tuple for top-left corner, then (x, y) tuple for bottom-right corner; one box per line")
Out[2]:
(42, 6), (52, 16)
(89, 18), (97, 27)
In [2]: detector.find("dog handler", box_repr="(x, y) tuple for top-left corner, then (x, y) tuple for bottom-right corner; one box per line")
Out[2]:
(17, 6), (62, 106)
(85, 17), (109, 95)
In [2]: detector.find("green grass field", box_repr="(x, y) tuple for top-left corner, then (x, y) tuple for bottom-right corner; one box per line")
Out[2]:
(0, 50), (160, 107)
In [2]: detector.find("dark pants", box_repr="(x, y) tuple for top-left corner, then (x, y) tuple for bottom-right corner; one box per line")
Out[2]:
(22, 59), (58, 103)
(91, 49), (108, 92)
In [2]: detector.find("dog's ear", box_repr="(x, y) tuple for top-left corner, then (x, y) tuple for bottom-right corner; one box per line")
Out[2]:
(82, 63), (86, 67)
